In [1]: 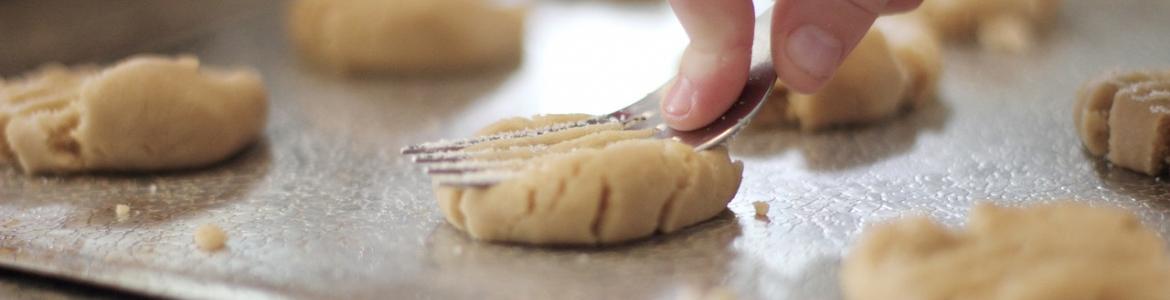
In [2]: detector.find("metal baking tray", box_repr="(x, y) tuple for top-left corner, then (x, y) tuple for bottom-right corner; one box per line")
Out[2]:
(0, 0), (274, 75)
(3, 0), (1170, 299)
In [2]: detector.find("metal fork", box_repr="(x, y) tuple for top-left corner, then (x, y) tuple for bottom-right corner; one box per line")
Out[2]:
(402, 7), (778, 186)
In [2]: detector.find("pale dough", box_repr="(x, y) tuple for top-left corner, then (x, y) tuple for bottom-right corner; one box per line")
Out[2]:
(752, 201), (768, 217)
(0, 55), (267, 174)
(755, 21), (941, 131)
(115, 204), (130, 222)
(916, 0), (1062, 53)
(434, 114), (743, 245)
(288, 0), (526, 74)
(842, 202), (1170, 300)
(194, 223), (227, 252)
(876, 15), (944, 109)
(1074, 70), (1170, 175)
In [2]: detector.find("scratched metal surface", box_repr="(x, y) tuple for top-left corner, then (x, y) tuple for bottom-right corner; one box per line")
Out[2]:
(3, 0), (1170, 299)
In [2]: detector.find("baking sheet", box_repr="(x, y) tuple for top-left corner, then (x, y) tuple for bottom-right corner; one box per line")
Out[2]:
(0, 0), (273, 75)
(4, 0), (1170, 299)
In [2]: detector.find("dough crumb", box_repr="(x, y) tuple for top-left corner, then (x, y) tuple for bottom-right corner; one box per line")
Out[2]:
(752, 201), (769, 217)
(700, 286), (737, 300)
(842, 202), (1170, 300)
(194, 224), (227, 252)
(114, 204), (130, 222)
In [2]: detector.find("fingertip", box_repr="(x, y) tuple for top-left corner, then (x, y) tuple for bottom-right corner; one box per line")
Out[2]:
(661, 77), (703, 131)
(776, 71), (829, 94)
(663, 0), (754, 131)
(662, 111), (705, 131)
(772, 0), (878, 93)
(661, 47), (751, 131)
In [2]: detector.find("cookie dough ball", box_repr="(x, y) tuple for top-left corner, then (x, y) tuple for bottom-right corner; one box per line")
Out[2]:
(288, 0), (526, 74)
(434, 115), (743, 245)
(876, 15), (944, 108)
(842, 202), (1170, 300)
(756, 26), (941, 131)
(917, 0), (1062, 53)
(0, 55), (267, 174)
(1074, 70), (1170, 175)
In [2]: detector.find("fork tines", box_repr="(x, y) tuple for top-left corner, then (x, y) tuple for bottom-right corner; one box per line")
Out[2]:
(402, 115), (650, 186)
(402, 116), (630, 154)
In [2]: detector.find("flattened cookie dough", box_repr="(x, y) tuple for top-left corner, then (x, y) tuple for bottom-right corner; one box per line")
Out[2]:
(1074, 70), (1170, 175)
(0, 55), (267, 174)
(755, 24), (941, 130)
(843, 202), (1170, 300)
(434, 115), (743, 245)
(288, 0), (526, 74)
(917, 0), (1062, 53)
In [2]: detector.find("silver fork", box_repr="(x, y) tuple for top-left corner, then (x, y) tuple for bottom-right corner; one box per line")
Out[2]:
(402, 7), (778, 186)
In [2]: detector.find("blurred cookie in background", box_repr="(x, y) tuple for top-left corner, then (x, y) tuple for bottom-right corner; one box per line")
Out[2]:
(287, 0), (527, 75)
(915, 0), (1063, 53)
(754, 18), (942, 131)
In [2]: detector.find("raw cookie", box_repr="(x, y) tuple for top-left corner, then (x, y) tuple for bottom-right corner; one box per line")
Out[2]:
(434, 114), (743, 245)
(755, 24), (940, 131)
(0, 55), (267, 174)
(876, 15), (944, 109)
(1074, 70), (1170, 175)
(288, 0), (526, 74)
(916, 0), (1062, 53)
(842, 202), (1170, 300)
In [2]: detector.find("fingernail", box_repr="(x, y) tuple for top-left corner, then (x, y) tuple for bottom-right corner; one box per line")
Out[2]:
(786, 25), (844, 80)
(664, 77), (696, 117)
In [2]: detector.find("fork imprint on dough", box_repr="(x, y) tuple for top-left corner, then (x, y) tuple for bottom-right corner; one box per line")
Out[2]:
(402, 115), (649, 186)
(401, 116), (639, 154)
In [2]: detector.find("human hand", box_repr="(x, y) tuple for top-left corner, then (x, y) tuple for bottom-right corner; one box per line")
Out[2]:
(662, 0), (924, 130)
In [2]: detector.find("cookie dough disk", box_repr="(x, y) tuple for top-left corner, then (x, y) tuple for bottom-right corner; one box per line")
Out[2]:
(917, 0), (1061, 52)
(288, 0), (526, 74)
(919, 0), (1061, 38)
(790, 29), (907, 130)
(1074, 70), (1170, 175)
(758, 27), (931, 130)
(843, 202), (1170, 300)
(0, 55), (267, 174)
(435, 115), (743, 245)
